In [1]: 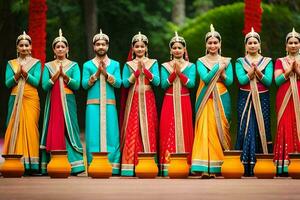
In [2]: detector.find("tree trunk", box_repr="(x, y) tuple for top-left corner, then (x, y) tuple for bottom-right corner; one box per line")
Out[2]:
(172, 0), (185, 26)
(83, 0), (97, 59)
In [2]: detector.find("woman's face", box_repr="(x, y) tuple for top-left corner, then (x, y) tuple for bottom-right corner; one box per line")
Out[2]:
(133, 41), (147, 58)
(245, 37), (260, 55)
(171, 42), (185, 59)
(53, 41), (69, 59)
(17, 39), (31, 57)
(206, 37), (220, 55)
(286, 37), (300, 55)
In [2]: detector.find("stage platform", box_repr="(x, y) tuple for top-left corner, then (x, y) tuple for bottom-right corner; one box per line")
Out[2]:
(0, 176), (299, 200)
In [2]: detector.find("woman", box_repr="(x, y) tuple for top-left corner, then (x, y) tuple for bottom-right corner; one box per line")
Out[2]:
(159, 32), (195, 176)
(2, 31), (41, 173)
(191, 24), (233, 178)
(273, 28), (300, 176)
(40, 29), (85, 175)
(121, 32), (160, 176)
(235, 28), (273, 177)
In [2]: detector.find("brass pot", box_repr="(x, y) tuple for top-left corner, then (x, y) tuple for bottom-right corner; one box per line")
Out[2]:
(168, 153), (189, 179)
(254, 154), (275, 179)
(288, 153), (300, 179)
(0, 154), (24, 178)
(221, 150), (244, 179)
(47, 150), (71, 178)
(135, 152), (158, 178)
(88, 152), (112, 178)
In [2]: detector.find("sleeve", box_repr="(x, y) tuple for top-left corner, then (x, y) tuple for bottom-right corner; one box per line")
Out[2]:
(67, 63), (81, 90)
(27, 61), (41, 87)
(235, 59), (250, 85)
(182, 63), (196, 88)
(122, 63), (134, 88)
(160, 65), (171, 90)
(42, 66), (54, 91)
(108, 62), (122, 88)
(260, 61), (273, 87)
(82, 62), (92, 90)
(5, 62), (18, 88)
(197, 60), (219, 85)
(274, 59), (287, 86)
(147, 60), (160, 86)
(223, 62), (233, 86)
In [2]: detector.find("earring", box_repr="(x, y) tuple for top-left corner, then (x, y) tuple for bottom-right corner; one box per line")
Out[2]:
(206, 49), (209, 55)
(170, 51), (173, 61)
(54, 54), (57, 59)
(258, 49), (261, 54)
(67, 52), (69, 58)
(219, 49), (222, 56)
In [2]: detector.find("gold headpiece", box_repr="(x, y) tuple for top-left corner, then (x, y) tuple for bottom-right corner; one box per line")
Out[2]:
(93, 29), (109, 43)
(205, 24), (221, 42)
(286, 27), (300, 43)
(52, 28), (68, 47)
(16, 31), (31, 45)
(132, 31), (148, 44)
(169, 31), (186, 48)
(245, 27), (260, 43)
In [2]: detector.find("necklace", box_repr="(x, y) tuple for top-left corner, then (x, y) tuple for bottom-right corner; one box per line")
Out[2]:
(17, 56), (31, 66)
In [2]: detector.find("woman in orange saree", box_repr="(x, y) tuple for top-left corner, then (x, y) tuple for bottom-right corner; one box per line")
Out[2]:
(2, 32), (41, 173)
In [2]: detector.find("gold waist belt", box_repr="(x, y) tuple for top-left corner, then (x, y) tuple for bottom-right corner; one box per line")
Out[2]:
(86, 99), (116, 105)
(165, 93), (190, 96)
(135, 85), (152, 91)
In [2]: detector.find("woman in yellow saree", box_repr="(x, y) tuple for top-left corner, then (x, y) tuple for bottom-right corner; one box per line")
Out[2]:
(191, 25), (233, 178)
(2, 32), (41, 173)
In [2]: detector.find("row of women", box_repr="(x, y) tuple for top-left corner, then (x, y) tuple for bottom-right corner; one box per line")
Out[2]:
(2, 25), (300, 178)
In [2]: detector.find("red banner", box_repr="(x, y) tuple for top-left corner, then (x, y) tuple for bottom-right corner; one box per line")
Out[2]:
(28, 0), (47, 66)
(243, 0), (262, 35)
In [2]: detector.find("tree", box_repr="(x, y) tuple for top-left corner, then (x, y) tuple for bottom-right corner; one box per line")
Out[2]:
(83, 0), (97, 59)
(172, 0), (185, 25)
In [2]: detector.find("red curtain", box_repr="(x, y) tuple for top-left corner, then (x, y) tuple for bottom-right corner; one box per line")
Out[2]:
(243, 0), (262, 35)
(28, 0), (47, 66)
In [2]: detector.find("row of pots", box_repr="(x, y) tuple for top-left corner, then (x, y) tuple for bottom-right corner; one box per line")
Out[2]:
(1, 150), (300, 179)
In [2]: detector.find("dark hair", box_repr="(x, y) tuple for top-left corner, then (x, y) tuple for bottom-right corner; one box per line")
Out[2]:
(286, 36), (300, 44)
(16, 38), (32, 45)
(93, 39), (109, 45)
(53, 40), (68, 48)
(245, 36), (260, 44)
(132, 40), (148, 47)
(170, 41), (186, 48)
(205, 35), (221, 43)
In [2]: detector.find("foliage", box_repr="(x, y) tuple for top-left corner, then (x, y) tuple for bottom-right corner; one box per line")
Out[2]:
(178, 2), (300, 140)
(180, 2), (300, 61)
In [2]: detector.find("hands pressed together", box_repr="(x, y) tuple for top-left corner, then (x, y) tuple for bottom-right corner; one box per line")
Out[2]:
(51, 63), (70, 84)
(14, 65), (28, 81)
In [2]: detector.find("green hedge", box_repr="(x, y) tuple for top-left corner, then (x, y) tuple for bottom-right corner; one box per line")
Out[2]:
(174, 2), (300, 145)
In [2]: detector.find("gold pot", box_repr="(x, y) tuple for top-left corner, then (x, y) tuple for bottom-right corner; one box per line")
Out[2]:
(135, 152), (158, 178)
(168, 153), (189, 179)
(88, 152), (112, 178)
(254, 154), (275, 179)
(47, 150), (71, 178)
(288, 153), (300, 179)
(221, 150), (244, 179)
(0, 154), (24, 178)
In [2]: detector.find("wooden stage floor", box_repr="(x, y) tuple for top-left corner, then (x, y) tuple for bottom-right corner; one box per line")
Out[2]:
(0, 176), (300, 200)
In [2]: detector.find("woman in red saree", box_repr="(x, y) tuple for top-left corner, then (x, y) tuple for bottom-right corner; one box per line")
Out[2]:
(159, 32), (195, 176)
(273, 28), (300, 176)
(121, 32), (160, 176)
